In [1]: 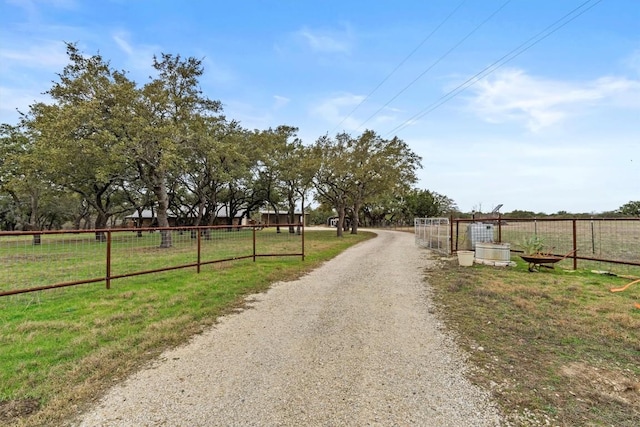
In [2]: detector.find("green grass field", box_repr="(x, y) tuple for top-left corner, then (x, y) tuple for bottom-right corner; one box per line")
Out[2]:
(0, 229), (374, 426)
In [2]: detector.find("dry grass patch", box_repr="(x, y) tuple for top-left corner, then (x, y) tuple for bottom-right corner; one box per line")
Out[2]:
(425, 256), (640, 426)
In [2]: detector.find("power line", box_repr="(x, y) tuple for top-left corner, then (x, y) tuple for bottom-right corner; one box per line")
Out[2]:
(330, 0), (467, 134)
(355, 0), (512, 131)
(386, 0), (602, 137)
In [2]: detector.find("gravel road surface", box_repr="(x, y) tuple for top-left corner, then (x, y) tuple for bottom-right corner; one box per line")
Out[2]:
(76, 229), (503, 426)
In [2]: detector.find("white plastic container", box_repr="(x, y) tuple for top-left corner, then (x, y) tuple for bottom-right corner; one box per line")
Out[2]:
(457, 250), (475, 266)
(467, 223), (494, 249)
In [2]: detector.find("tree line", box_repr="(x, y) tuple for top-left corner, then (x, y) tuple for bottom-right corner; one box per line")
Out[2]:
(0, 44), (456, 243)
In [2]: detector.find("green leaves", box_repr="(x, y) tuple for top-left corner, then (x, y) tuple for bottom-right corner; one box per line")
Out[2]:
(312, 130), (422, 233)
(619, 201), (640, 217)
(0, 45), (447, 235)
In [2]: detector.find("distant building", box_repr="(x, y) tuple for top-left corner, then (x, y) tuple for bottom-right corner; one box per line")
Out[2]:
(124, 206), (247, 228)
(259, 210), (309, 226)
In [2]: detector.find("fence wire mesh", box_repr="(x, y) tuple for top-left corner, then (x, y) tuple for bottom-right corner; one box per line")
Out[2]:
(254, 224), (305, 257)
(448, 217), (640, 276)
(0, 232), (105, 292)
(0, 224), (304, 297)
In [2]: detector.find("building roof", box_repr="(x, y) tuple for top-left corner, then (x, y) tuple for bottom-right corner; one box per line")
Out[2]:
(125, 206), (246, 219)
(260, 210), (308, 215)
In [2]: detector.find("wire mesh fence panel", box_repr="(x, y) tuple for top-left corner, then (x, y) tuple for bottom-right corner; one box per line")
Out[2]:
(199, 227), (254, 264)
(576, 219), (640, 275)
(452, 217), (640, 276)
(497, 220), (575, 270)
(0, 231), (106, 295)
(0, 224), (305, 297)
(414, 218), (450, 255)
(109, 229), (200, 278)
(254, 225), (304, 258)
(588, 219), (640, 263)
(451, 221), (499, 251)
(501, 220), (575, 254)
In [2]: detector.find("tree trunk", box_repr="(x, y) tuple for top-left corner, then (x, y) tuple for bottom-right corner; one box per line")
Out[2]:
(29, 193), (40, 245)
(269, 202), (281, 234)
(191, 200), (205, 239)
(152, 173), (172, 248)
(336, 205), (345, 238)
(94, 210), (108, 242)
(351, 202), (360, 235)
(225, 215), (234, 232)
(297, 194), (305, 235)
(288, 207), (295, 234)
(135, 207), (144, 237)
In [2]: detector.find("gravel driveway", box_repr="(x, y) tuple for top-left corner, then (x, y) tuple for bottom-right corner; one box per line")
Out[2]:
(76, 229), (503, 426)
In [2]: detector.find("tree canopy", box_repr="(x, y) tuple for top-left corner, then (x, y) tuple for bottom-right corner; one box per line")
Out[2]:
(619, 201), (640, 217)
(1, 45), (450, 240)
(311, 130), (422, 236)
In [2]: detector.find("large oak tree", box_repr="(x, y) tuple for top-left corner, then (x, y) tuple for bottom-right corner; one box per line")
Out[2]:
(130, 54), (222, 247)
(26, 44), (137, 238)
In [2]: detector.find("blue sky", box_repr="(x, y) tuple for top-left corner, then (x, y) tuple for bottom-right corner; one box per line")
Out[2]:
(1, 0), (638, 214)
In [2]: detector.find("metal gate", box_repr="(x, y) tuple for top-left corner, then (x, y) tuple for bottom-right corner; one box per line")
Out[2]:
(414, 218), (450, 255)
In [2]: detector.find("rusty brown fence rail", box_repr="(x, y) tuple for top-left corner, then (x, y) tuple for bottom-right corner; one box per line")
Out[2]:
(450, 217), (640, 274)
(0, 224), (304, 297)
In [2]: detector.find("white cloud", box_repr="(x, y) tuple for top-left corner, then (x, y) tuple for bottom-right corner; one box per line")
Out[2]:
(223, 99), (272, 130)
(273, 95), (290, 109)
(0, 86), (52, 123)
(109, 30), (159, 76)
(200, 57), (236, 87)
(112, 31), (134, 56)
(311, 93), (366, 131)
(0, 40), (68, 71)
(623, 49), (640, 75)
(0, 39), (66, 123)
(310, 94), (406, 133)
(410, 135), (633, 214)
(5, 0), (78, 23)
(467, 69), (640, 132)
(295, 25), (353, 54)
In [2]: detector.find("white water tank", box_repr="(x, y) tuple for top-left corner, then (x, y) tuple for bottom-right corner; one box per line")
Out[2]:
(467, 223), (494, 249)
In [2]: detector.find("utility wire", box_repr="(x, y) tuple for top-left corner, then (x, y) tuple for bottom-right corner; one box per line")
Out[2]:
(386, 0), (602, 137)
(330, 0), (467, 134)
(355, 0), (512, 131)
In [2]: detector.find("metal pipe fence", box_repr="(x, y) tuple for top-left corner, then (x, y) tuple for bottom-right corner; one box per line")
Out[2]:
(448, 217), (640, 275)
(0, 224), (304, 297)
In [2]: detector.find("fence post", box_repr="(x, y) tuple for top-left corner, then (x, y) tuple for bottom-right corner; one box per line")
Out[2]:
(498, 214), (502, 243)
(454, 218), (459, 253)
(106, 230), (111, 290)
(301, 223), (305, 261)
(450, 216), (454, 254)
(572, 219), (578, 270)
(252, 225), (256, 262)
(197, 228), (201, 274)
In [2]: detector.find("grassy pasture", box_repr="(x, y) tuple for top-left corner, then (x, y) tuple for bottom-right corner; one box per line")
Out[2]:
(0, 229), (373, 426)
